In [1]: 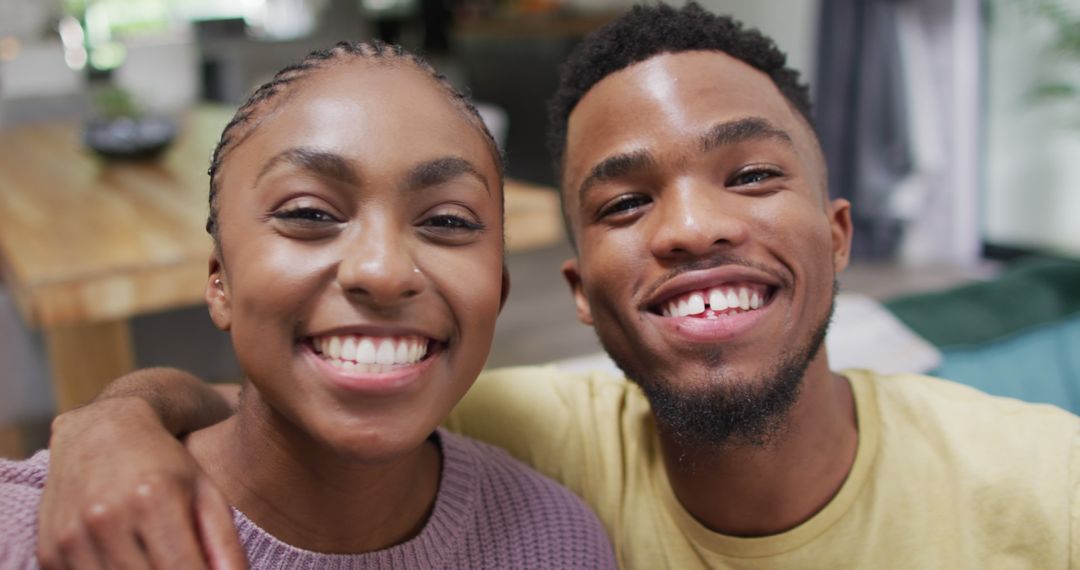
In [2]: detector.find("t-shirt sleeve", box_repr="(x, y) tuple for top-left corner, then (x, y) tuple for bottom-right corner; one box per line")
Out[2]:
(0, 451), (48, 568)
(1071, 421), (1080, 568)
(443, 366), (593, 492)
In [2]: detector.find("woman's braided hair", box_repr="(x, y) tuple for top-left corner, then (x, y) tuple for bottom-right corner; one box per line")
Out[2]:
(205, 39), (504, 244)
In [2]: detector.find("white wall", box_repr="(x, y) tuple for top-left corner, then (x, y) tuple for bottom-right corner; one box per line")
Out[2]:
(693, 0), (820, 83)
(984, 0), (1080, 257)
(0, 0), (59, 39)
(567, 0), (821, 82)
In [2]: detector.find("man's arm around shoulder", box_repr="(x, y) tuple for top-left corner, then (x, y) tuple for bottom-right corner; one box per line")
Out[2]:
(38, 367), (246, 570)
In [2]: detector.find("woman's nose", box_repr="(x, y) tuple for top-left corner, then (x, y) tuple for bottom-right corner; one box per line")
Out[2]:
(336, 219), (425, 306)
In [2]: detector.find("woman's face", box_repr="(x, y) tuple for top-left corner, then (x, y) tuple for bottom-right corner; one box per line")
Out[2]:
(206, 60), (506, 461)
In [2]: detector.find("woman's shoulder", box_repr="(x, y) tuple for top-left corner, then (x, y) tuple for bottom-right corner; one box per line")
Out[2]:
(0, 449), (49, 567)
(437, 430), (616, 568)
(441, 428), (582, 498)
(0, 449), (50, 488)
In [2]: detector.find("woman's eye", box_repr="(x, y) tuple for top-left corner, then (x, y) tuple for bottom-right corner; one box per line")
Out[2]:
(729, 167), (782, 187)
(599, 195), (650, 219)
(272, 207), (340, 224)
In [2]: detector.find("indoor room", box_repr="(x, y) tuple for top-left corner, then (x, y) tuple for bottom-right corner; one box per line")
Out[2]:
(0, 0), (1077, 502)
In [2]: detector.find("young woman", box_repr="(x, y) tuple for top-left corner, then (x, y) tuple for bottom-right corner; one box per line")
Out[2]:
(0, 41), (615, 569)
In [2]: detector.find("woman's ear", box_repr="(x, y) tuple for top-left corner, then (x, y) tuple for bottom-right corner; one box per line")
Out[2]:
(498, 265), (511, 313)
(205, 255), (231, 331)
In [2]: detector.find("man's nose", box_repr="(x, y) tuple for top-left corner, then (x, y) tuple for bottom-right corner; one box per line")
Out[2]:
(648, 181), (751, 259)
(336, 218), (425, 306)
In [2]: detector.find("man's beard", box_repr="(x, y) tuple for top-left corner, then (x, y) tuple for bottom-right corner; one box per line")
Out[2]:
(600, 284), (836, 451)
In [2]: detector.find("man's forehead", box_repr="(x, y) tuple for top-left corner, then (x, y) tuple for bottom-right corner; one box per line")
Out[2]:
(563, 51), (801, 178)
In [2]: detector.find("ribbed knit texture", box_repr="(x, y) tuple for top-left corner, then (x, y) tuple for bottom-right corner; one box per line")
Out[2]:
(0, 449), (47, 570)
(0, 430), (614, 569)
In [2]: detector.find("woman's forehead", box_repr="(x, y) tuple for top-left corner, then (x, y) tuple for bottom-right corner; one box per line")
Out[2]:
(230, 66), (497, 179)
(289, 61), (467, 125)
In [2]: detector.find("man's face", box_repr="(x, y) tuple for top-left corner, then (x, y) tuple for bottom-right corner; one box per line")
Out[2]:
(561, 51), (852, 445)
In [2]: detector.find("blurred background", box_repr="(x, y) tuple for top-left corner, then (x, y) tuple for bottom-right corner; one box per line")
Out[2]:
(1, 0), (1078, 458)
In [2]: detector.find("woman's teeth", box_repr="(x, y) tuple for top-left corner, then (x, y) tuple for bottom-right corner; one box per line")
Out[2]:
(661, 286), (764, 318)
(313, 335), (428, 372)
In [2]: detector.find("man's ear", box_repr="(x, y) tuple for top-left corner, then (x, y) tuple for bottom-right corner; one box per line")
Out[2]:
(498, 265), (511, 313)
(560, 257), (593, 325)
(829, 198), (854, 273)
(205, 254), (231, 331)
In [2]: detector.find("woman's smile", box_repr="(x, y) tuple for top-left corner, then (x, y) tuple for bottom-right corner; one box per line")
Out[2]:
(300, 332), (445, 396)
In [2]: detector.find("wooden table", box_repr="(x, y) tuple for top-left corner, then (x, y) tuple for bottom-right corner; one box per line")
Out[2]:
(0, 106), (563, 412)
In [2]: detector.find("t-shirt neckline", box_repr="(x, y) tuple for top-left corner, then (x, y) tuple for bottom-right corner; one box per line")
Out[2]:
(652, 371), (880, 559)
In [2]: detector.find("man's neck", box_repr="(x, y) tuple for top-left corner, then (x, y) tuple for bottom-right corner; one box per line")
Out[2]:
(657, 359), (857, 537)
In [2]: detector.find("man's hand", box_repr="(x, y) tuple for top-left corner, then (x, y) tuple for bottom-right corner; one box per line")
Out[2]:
(37, 383), (246, 569)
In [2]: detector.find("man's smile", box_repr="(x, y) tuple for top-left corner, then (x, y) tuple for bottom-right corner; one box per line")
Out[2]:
(633, 265), (787, 344)
(655, 282), (772, 318)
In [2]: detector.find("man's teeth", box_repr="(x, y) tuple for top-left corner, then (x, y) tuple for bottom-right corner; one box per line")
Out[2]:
(661, 287), (764, 318)
(314, 335), (428, 371)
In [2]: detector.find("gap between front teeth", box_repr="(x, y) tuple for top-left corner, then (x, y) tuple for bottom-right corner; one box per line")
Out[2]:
(662, 287), (764, 318)
(315, 335), (428, 368)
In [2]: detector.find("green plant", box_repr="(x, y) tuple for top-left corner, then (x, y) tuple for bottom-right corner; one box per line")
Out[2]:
(1019, 0), (1080, 124)
(92, 85), (141, 119)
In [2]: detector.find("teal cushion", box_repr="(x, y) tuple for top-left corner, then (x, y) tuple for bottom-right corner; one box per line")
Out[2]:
(930, 314), (1080, 414)
(885, 255), (1080, 414)
(886, 256), (1080, 347)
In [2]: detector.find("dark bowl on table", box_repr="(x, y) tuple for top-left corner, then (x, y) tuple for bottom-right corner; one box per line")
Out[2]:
(83, 115), (177, 160)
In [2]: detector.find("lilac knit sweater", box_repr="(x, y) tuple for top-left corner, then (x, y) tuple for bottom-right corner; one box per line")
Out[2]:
(0, 429), (615, 569)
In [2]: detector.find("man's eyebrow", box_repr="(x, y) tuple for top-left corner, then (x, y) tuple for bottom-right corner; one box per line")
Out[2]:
(700, 117), (793, 152)
(255, 147), (359, 186)
(405, 156), (490, 194)
(577, 150), (657, 203)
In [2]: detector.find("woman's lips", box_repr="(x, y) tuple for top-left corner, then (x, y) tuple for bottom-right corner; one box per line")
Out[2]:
(311, 334), (432, 372)
(302, 334), (443, 395)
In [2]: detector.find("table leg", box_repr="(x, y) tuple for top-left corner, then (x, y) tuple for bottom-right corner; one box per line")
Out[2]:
(0, 424), (23, 459)
(43, 320), (135, 412)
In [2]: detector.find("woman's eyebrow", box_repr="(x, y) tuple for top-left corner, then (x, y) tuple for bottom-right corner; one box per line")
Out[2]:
(255, 147), (359, 186)
(405, 156), (489, 194)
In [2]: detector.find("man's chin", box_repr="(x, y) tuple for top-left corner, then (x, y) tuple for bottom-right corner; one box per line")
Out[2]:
(598, 294), (834, 451)
(626, 363), (804, 450)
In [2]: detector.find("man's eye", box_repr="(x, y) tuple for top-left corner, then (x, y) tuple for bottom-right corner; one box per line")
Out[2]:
(728, 167), (782, 187)
(272, 207), (339, 224)
(599, 195), (650, 219)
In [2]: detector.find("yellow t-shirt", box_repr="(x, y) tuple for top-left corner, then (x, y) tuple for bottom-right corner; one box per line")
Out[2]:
(445, 367), (1080, 568)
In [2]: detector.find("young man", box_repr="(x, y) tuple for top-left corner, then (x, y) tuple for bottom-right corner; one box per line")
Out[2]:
(29, 3), (1080, 568)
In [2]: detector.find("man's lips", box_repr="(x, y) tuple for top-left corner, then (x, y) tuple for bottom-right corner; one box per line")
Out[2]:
(645, 282), (777, 344)
(642, 266), (783, 317)
(655, 282), (773, 318)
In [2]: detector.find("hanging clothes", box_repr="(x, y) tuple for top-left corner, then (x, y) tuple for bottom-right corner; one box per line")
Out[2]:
(816, 0), (914, 259)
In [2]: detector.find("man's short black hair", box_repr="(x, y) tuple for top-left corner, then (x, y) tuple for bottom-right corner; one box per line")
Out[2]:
(546, 2), (813, 176)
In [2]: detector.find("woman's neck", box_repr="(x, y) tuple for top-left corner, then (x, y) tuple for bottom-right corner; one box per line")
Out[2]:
(184, 391), (441, 554)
